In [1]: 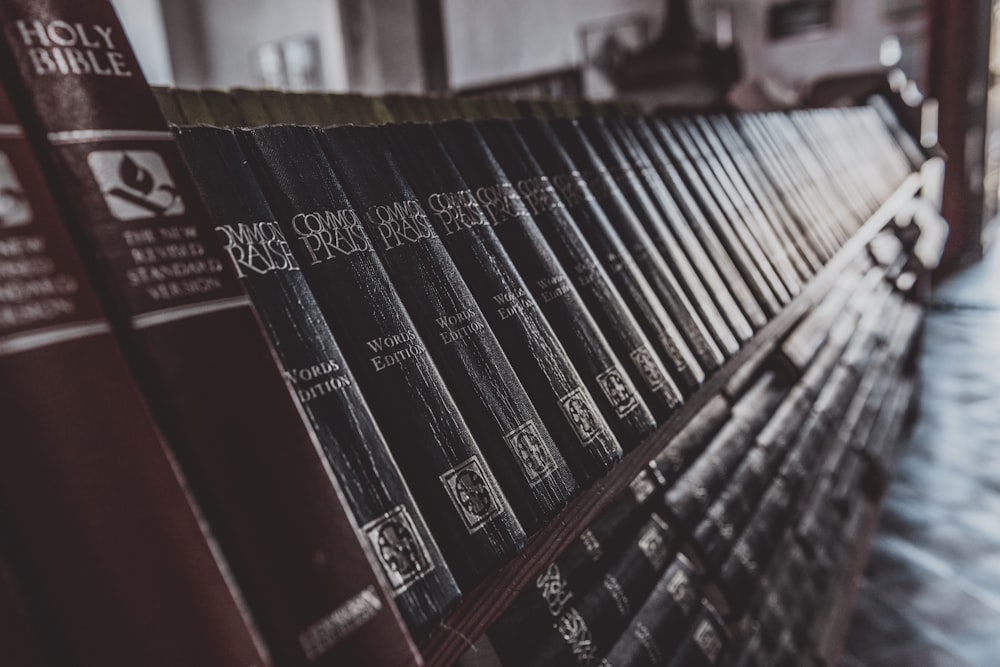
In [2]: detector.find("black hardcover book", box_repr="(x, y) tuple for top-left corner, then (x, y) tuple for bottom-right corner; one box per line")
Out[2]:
(665, 601), (730, 667)
(630, 118), (768, 329)
(664, 371), (790, 529)
(554, 117), (724, 375)
(706, 115), (826, 272)
(488, 468), (664, 665)
(237, 125), (525, 588)
(319, 124), (578, 531)
(514, 116), (700, 396)
(434, 119), (657, 451)
(649, 118), (782, 317)
(575, 116), (736, 361)
(603, 116), (752, 347)
(381, 122), (621, 483)
(694, 117), (818, 280)
(525, 514), (676, 667)
(174, 125), (460, 636)
(672, 117), (802, 297)
(597, 554), (701, 667)
(650, 394), (732, 485)
(477, 118), (681, 421)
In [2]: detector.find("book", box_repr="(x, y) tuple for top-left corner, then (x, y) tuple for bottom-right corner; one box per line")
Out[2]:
(235, 124), (526, 588)
(628, 118), (768, 329)
(513, 116), (696, 399)
(599, 115), (748, 352)
(557, 117), (725, 375)
(476, 118), (680, 423)
(524, 514), (676, 667)
(0, 525), (50, 667)
(174, 124), (462, 637)
(434, 118), (657, 451)
(488, 468), (665, 665)
(665, 600), (729, 667)
(538, 117), (709, 392)
(382, 121), (622, 483)
(597, 554), (701, 667)
(0, 5), (422, 664)
(319, 123), (579, 531)
(0, 81), (270, 666)
(670, 116), (802, 298)
(652, 119), (784, 316)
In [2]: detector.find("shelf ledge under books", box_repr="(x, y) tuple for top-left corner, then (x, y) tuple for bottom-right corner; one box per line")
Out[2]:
(420, 169), (927, 667)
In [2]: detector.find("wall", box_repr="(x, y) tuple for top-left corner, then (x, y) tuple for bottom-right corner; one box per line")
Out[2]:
(442, 0), (666, 90)
(111, 0), (174, 85)
(161, 0), (350, 90)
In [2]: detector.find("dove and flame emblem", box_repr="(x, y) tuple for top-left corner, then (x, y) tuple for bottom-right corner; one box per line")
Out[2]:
(0, 151), (32, 228)
(87, 150), (185, 221)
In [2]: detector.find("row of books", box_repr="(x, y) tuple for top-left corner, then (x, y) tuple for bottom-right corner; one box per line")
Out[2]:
(479, 233), (925, 667)
(0, 1), (928, 665)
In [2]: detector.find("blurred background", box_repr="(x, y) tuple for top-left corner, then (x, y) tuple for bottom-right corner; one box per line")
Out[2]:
(108, 0), (995, 276)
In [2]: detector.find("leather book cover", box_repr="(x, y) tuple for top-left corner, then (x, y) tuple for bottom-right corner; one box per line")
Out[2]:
(537, 117), (708, 392)
(476, 118), (677, 427)
(630, 118), (768, 329)
(664, 600), (729, 667)
(435, 118), (656, 452)
(613, 117), (758, 343)
(0, 81), (270, 667)
(512, 117), (692, 402)
(0, 4), (423, 664)
(319, 124), (579, 532)
(0, 534), (50, 667)
(651, 119), (784, 316)
(174, 124), (462, 637)
(598, 554), (701, 667)
(706, 115), (826, 272)
(237, 124), (526, 588)
(692, 116), (816, 281)
(598, 116), (746, 354)
(383, 121), (622, 484)
(487, 468), (664, 664)
(671, 116), (802, 298)
(524, 514), (676, 667)
(575, 116), (737, 361)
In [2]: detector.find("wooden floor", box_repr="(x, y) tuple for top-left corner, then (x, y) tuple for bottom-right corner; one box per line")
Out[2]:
(843, 239), (1000, 667)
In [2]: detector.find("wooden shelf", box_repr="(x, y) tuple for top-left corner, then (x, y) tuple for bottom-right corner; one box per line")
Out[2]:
(419, 173), (924, 667)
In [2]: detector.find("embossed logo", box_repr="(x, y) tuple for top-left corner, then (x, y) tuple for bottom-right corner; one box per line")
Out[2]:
(440, 456), (504, 533)
(629, 346), (666, 392)
(361, 506), (433, 594)
(559, 388), (603, 446)
(0, 151), (32, 228)
(87, 150), (184, 221)
(596, 366), (639, 418)
(536, 563), (573, 617)
(504, 420), (556, 485)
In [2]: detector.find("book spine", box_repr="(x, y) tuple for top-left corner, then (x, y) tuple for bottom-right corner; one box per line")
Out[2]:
(705, 116), (826, 273)
(487, 468), (664, 665)
(320, 124), (579, 531)
(236, 124), (525, 589)
(665, 601), (730, 667)
(693, 116), (815, 282)
(514, 117), (694, 400)
(649, 394), (732, 485)
(597, 554), (701, 667)
(628, 118), (768, 329)
(174, 124), (461, 637)
(532, 117), (706, 393)
(673, 116), (803, 297)
(654, 119), (785, 315)
(434, 119), (657, 451)
(611, 118), (756, 344)
(595, 116), (744, 356)
(0, 6), (423, 664)
(476, 119), (679, 424)
(0, 535), (50, 667)
(382, 121), (622, 483)
(568, 116), (730, 369)
(0, 83), (271, 667)
(525, 514), (677, 667)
